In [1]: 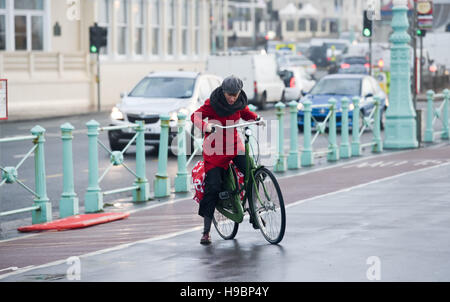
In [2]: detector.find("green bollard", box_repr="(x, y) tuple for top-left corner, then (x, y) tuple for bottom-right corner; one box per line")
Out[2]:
(85, 120), (103, 213)
(351, 96), (361, 156)
(248, 104), (257, 112)
(301, 100), (314, 167)
(287, 100), (299, 169)
(372, 96), (383, 153)
(154, 114), (171, 197)
(273, 102), (286, 172)
(59, 123), (79, 218)
(175, 112), (190, 193)
(339, 97), (351, 158)
(31, 125), (52, 224)
(133, 120), (151, 201)
(424, 90), (434, 143)
(327, 98), (339, 162)
(442, 89), (449, 140)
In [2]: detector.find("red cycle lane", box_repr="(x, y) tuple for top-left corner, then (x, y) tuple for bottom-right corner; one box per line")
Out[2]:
(279, 145), (450, 206)
(0, 144), (449, 276)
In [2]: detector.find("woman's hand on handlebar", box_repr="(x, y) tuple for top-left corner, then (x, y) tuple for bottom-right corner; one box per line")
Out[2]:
(205, 123), (215, 133)
(256, 116), (266, 127)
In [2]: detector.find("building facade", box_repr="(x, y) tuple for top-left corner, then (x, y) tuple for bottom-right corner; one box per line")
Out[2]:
(0, 0), (211, 121)
(273, 0), (364, 41)
(219, 0), (366, 50)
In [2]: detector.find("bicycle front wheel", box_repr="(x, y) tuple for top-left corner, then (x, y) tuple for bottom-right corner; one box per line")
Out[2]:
(213, 210), (239, 240)
(250, 167), (286, 244)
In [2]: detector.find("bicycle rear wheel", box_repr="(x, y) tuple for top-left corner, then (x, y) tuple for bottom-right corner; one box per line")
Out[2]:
(213, 211), (239, 240)
(250, 167), (286, 244)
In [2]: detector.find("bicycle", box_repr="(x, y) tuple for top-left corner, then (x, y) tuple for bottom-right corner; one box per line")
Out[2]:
(210, 121), (286, 244)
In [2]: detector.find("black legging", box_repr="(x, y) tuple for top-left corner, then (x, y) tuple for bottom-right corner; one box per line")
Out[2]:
(199, 155), (247, 219)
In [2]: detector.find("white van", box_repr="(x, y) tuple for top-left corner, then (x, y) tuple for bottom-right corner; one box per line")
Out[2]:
(206, 52), (285, 109)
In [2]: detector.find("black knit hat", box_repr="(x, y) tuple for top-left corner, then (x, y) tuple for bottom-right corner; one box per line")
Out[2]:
(221, 75), (243, 94)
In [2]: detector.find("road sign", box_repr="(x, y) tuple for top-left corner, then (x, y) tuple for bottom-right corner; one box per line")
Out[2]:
(417, 0), (433, 29)
(418, 15), (433, 29)
(417, 0), (432, 14)
(0, 79), (7, 120)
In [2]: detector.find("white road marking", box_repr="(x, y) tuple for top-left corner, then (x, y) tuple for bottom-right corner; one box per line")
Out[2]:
(0, 267), (18, 272)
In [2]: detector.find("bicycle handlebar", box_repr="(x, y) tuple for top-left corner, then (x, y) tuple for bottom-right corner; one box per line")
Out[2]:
(211, 120), (264, 131)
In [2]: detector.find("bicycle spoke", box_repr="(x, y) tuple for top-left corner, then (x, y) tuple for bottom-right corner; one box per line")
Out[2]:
(251, 168), (286, 244)
(213, 209), (239, 240)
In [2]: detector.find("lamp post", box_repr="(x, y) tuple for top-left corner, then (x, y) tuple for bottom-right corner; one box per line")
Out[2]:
(383, 0), (418, 149)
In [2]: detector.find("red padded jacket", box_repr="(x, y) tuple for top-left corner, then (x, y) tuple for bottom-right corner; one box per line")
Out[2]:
(190, 98), (258, 173)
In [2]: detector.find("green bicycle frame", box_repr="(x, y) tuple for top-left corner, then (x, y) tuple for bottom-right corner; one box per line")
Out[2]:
(215, 129), (263, 223)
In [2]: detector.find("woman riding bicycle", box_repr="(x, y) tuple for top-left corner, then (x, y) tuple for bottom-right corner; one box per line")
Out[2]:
(191, 75), (264, 245)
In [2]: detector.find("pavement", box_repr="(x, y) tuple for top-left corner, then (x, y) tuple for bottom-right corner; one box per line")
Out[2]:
(0, 139), (449, 282)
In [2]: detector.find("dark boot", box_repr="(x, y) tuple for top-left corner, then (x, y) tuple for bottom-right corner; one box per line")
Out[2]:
(249, 215), (260, 229)
(200, 232), (212, 245)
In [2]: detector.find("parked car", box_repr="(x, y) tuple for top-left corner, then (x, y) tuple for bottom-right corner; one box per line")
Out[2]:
(329, 55), (370, 74)
(276, 54), (317, 76)
(296, 42), (310, 57)
(308, 44), (328, 68)
(347, 42), (391, 71)
(308, 38), (350, 67)
(206, 52), (285, 109)
(297, 74), (388, 131)
(108, 71), (223, 151)
(338, 64), (369, 75)
(278, 66), (316, 102)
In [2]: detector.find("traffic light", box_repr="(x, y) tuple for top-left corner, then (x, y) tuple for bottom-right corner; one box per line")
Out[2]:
(89, 23), (107, 53)
(416, 29), (426, 37)
(362, 10), (372, 38)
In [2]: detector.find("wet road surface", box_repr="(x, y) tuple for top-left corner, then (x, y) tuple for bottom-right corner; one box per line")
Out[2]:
(0, 144), (449, 281)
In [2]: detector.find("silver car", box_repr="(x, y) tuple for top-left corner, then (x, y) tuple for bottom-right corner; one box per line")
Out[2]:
(108, 71), (223, 152)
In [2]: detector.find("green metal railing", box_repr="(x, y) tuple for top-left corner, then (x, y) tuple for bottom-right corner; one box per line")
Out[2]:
(282, 96), (383, 170)
(59, 123), (79, 218)
(264, 99), (339, 172)
(174, 113), (208, 193)
(274, 102), (287, 172)
(424, 89), (449, 143)
(0, 100), (388, 223)
(299, 98), (339, 168)
(349, 96), (383, 156)
(84, 120), (150, 212)
(153, 115), (171, 198)
(185, 122), (203, 168)
(0, 126), (52, 224)
(174, 113), (189, 193)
